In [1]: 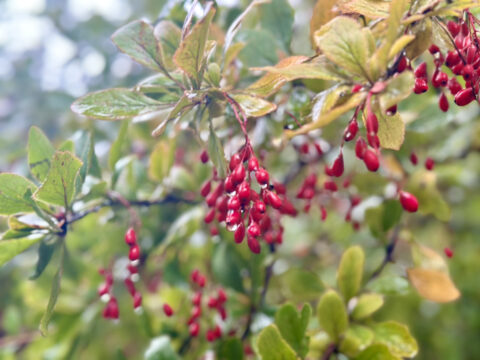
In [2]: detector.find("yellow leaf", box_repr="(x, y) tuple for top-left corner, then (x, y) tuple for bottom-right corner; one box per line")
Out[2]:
(388, 35), (415, 59)
(407, 268), (460, 303)
(340, 0), (390, 18)
(310, 0), (338, 50)
(230, 94), (277, 118)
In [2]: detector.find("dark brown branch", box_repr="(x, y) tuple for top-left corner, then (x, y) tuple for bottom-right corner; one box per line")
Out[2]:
(369, 225), (401, 281)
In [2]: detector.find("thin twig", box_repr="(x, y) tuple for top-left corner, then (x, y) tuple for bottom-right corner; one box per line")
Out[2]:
(369, 225), (402, 281)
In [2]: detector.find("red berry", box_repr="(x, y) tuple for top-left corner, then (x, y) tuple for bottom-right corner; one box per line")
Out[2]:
(255, 168), (270, 186)
(439, 93), (449, 112)
(206, 329), (216, 342)
(265, 190), (283, 209)
(233, 223), (245, 244)
(232, 164), (246, 185)
(355, 137), (367, 159)
(124, 278), (136, 296)
(226, 211), (242, 227)
(454, 87), (475, 106)
(204, 208), (216, 224)
(414, 78), (429, 94)
(247, 222), (261, 237)
(329, 152), (344, 177)
(98, 283), (110, 297)
(432, 71), (448, 87)
(324, 181), (338, 192)
(274, 182), (286, 194)
(229, 153), (242, 171)
(352, 84), (363, 93)
(104, 298), (119, 319)
(129, 245), (140, 261)
(363, 149), (379, 172)
(125, 227), (137, 246)
(200, 150), (209, 164)
(224, 176), (235, 193)
(254, 200), (266, 214)
(425, 157), (435, 170)
(200, 180), (211, 197)
(191, 269), (199, 283)
(189, 323), (200, 337)
(247, 236), (261, 254)
(367, 133), (380, 149)
(410, 152), (418, 165)
(344, 120), (358, 141)
(414, 62), (427, 78)
(445, 51), (461, 67)
(237, 182), (251, 204)
(197, 275), (206, 288)
(248, 157), (259, 172)
(397, 55), (407, 73)
(191, 306), (201, 318)
(429, 44), (440, 54)
(208, 297), (218, 308)
(399, 191), (419, 212)
(227, 195), (241, 211)
(386, 104), (397, 115)
(192, 291), (202, 306)
(217, 289), (227, 303)
(447, 21), (460, 37)
(462, 64), (474, 81)
(320, 206), (327, 221)
(444, 247), (454, 258)
(133, 292), (142, 309)
(448, 78), (463, 95)
(451, 63), (464, 76)
(214, 324), (222, 338)
(366, 112), (379, 133)
(210, 226), (219, 236)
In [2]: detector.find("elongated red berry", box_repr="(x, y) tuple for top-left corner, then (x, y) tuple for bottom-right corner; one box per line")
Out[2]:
(367, 133), (380, 149)
(200, 180), (211, 197)
(363, 149), (379, 172)
(254, 200), (266, 214)
(200, 150), (209, 164)
(414, 62), (427, 78)
(429, 44), (440, 54)
(433, 71), (448, 87)
(445, 51), (461, 67)
(386, 104), (397, 115)
(191, 306), (201, 318)
(366, 112), (379, 133)
(129, 245), (140, 261)
(255, 168), (270, 186)
(454, 87), (475, 106)
(192, 291), (202, 306)
(234, 223), (245, 243)
(399, 191), (418, 212)
(248, 157), (259, 172)
(206, 330), (216, 342)
(355, 137), (367, 159)
(448, 78), (462, 95)
(133, 292), (142, 309)
(410, 152), (418, 165)
(266, 190), (282, 209)
(125, 227), (137, 246)
(444, 247), (454, 258)
(447, 21), (460, 37)
(439, 93), (449, 112)
(217, 289), (227, 303)
(247, 236), (261, 254)
(124, 278), (136, 296)
(232, 164), (246, 185)
(352, 84), (362, 93)
(324, 181), (338, 192)
(414, 78), (429, 94)
(226, 211), (242, 227)
(247, 222), (261, 237)
(425, 157), (435, 170)
(229, 153), (242, 171)
(344, 120), (358, 141)
(397, 56), (407, 73)
(462, 64), (474, 81)
(189, 323), (200, 337)
(204, 208), (215, 224)
(227, 195), (241, 211)
(237, 182), (250, 204)
(320, 206), (327, 221)
(328, 152), (344, 177)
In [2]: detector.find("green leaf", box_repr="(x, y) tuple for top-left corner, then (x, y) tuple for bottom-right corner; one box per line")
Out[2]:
(257, 324), (297, 360)
(260, 0), (294, 52)
(274, 303), (311, 357)
(379, 72), (414, 112)
(154, 20), (182, 71)
(406, 18), (433, 60)
(340, 0), (390, 18)
(317, 290), (348, 341)
(74, 131), (97, 193)
(367, 275), (409, 296)
(30, 238), (56, 280)
(339, 325), (374, 357)
(217, 338), (244, 360)
(173, 4), (216, 84)
(0, 234), (45, 267)
(28, 126), (55, 182)
(355, 344), (400, 360)
(372, 321), (418, 358)
(148, 138), (176, 183)
(238, 29), (279, 68)
(39, 242), (65, 336)
(34, 151), (83, 208)
(230, 94), (277, 118)
(352, 293), (384, 320)
(71, 88), (169, 121)
(0, 174), (38, 216)
(112, 20), (165, 72)
(314, 17), (372, 81)
(375, 111), (405, 151)
(278, 267), (324, 301)
(365, 200), (403, 237)
(109, 120), (129, 171)
(208, 123), (227, 179)
(144, 336), (180, 360)
(212, 242), (245, 293)
(337, 246), (365, 302)
(58, 140), (74, 153)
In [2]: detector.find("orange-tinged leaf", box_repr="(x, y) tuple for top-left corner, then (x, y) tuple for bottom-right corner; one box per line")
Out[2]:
(310, 0), (338, 50)
(340, 0), (390, 18)
(407, 268), (460, 303)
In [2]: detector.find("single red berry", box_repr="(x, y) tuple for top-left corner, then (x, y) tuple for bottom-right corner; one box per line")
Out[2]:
(229, 153), (242, 171)
(204, 208), (215, 224)
(125, 227), (137, 246)
(197, 275), (206, 288)
(224, 176), (235, 193)
(247, 236), (261, 254)
(255, 168), (270, 186)
(352, 84), (363, 93)
(129, 245), (140, 262)
(324, 181), (338, 192)
(227, 195), (241, 211)
(104, 298), (119, 319)
(444, 247), (454, 258)
(414, 78), (429, 94)
(191, 306), (201, 319)
(98, 283), (110, 297)
(355, 137), (367, 159)
(265, 190), (283, 209)
(329, 152), (344, 177)
(226, 211), (242, 227)
(191, 269), (199, 283)
(248, 157), (259, 172)
(448, 77), (463, 95)
(451, 63), (464, 76)
(445, 51), (461, 67)
(386, 104), (397, 115)
(439, 93), (449, 112)
(200, 180), (211, 197)
(414, 62), (427, 78)
(274, 182), (286, 194)
(429, 44), (440, 54)
(367, 133), (380, 149)
(432, 71), (448, 87)
(363, 149), (380, 172)
(217, 289), (227, 303)
(124, 278), (136, 296)
(206, 330), (216, 342)
(192, 291), (202, 306)
(237, 182), (251, 204)
(447, 21), (460, 37)
(454, 87), (475, 106)
(232, 164), (246, 185)
(425, 157), (435, 171)
(210, 226), (219, 236)
(208, 297), (218, 308)
(214, 325), (222, 338)
(200, 150), (209, 164)
(254, 200), (266, 214)
(466, 45), (476, 64)
(399, 191), (419, 212)
(320, 206), (327, 221)
(410, 152), (418, 165)
(397, 55), (408, 73)
(189, 323), (200, 337)
(462, 64), (474, 81)
(234, 223), (245, 243)
(247, 222), (261, 237)
(133, 292), (142, 309)
(344, 120), (358, 141)
(366, 112), (379, 133)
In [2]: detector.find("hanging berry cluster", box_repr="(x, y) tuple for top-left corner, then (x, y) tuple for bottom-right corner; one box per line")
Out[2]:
(414, 12), (480, 110)
(187, 269), (227, 342)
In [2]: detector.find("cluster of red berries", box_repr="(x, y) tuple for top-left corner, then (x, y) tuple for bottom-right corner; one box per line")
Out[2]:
(414, 15), (480, 110)
(200, 146), (296, 254)
(98, 269), (120, 320)
(188, 269), (227, 342)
